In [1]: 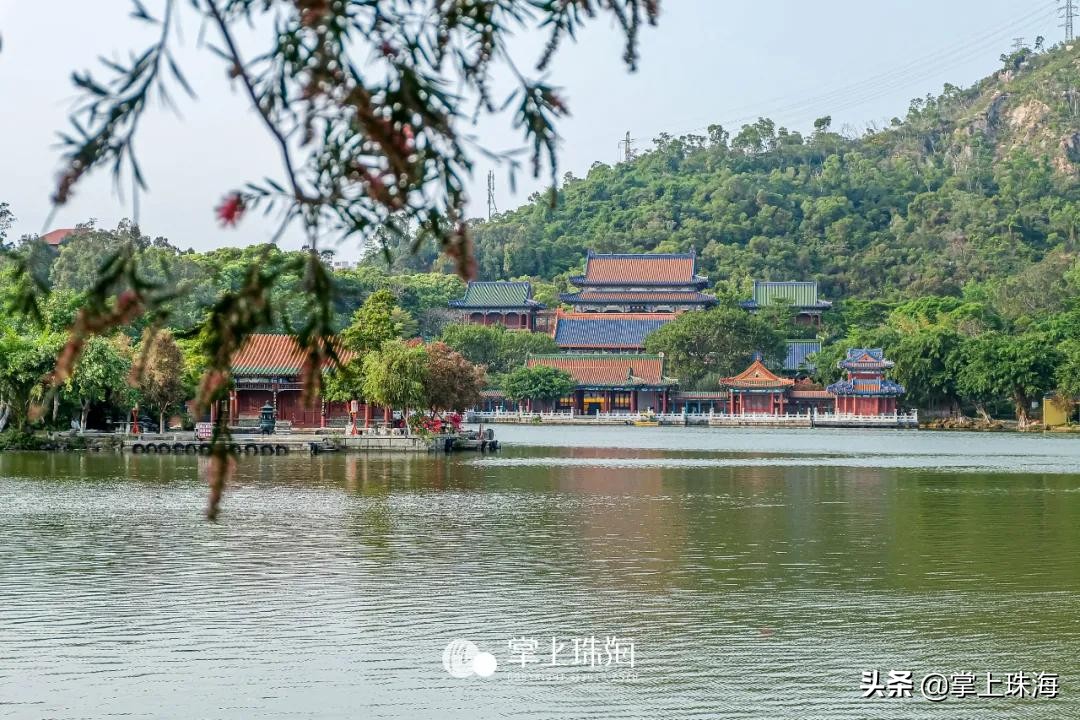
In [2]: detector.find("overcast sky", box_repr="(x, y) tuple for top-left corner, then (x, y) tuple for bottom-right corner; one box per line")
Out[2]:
(0, 0), (1061, 259)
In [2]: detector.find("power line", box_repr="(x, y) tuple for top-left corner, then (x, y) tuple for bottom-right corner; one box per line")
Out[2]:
(1062, 0), (1077, 42)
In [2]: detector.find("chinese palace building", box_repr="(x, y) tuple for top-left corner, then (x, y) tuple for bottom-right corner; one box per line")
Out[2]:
(525, 353), (678, 414)
(826, 348), (905, 415)
(227, 334), (360, 428)
(449, 281), (544, 330)
(559, 250), (717, 313)
(740, 280), (832, 326)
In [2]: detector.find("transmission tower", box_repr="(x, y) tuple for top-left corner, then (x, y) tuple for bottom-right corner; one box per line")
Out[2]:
(486, 170), (497, 220)
(617, 131), (635, 163)
(1012, 36), (1028, 52)
(1062, 0), (1077, 42)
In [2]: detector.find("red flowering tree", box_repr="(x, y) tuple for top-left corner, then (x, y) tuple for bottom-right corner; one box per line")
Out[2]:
(423, 342), (486, 415)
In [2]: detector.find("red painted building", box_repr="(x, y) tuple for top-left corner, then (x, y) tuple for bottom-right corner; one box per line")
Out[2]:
(228, 334), (367, 428)
(719, 356), (795, 415)
(449, 281), (544, 330)
(826, 348), (905, 415)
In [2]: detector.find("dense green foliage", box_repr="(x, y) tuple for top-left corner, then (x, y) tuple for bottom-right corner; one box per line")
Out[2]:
(644, 306), (787, 388)
(501, 366), (575, 406)
(0, 223), (471, 431)
(439, 323), (559, 379)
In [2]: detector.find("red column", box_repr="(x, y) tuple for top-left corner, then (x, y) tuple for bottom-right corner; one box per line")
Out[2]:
(630, 392), (638, 413)
(229, 390), (238, 424)
(661, 390), (668, 414)
(383, 406), (392, 427)
(728, 394), (734, 415)
(364, 403), (373, 428)
(320, 399), (327, 428)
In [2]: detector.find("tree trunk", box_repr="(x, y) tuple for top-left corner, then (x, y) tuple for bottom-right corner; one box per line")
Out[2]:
(160, 410), (166, 434)
(974, 403), (992, 424)
(0, 400), (9, 433)
(1013, 391), (1031, 428)
(80, 400), (90, 433)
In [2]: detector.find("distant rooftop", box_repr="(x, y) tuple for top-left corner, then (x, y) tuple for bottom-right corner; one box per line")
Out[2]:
(721, 357), (794, 390)
(231, 334), (354, 377)
(741, 280), (831, 310)
(573, 250), (708, 287)
(552, 312), (673, 350)
(784, 339), (821, 373)
(838, 348), (894, 371)
(40, 228), (83, 247)
(449, 281), (543, 309)
(527, 353), (676, 388)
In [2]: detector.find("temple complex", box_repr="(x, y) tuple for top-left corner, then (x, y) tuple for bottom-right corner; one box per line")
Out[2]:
(449, 281), (544, 330)
(741, 280), (831, 326)
(559, 250), (716, 313)
(827, 348), (905, 415)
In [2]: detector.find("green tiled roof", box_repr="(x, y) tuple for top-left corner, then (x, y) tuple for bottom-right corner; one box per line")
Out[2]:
(743, 281), (831, 309)
(449, 281), (542, 309)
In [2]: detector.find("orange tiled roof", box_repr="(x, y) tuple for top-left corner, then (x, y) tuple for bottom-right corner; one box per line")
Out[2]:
(580, 252), (700, 284)
(561, 290), (715, 303)
(721, 358), (794, 390)
(40, 228), (82, 246)
(232, 334), (354, 376)
(789, 389), (833, 399)
(527, 353), (676, 388)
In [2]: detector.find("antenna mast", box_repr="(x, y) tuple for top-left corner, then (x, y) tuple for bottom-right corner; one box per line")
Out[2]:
(486, 170), (498, 220)
(617, 131), (635, 163)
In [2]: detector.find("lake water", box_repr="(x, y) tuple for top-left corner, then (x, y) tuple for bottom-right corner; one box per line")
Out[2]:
(2, 426), (1080, 719)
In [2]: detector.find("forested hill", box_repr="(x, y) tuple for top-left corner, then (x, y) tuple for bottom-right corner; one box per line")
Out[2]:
(469, 44), (1080, 299)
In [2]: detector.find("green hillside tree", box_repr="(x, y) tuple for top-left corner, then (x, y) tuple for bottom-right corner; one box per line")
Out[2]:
(644, 307), (785, 388)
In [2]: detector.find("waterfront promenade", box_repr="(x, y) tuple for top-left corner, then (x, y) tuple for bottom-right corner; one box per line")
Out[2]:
(468, 408), (919, 428)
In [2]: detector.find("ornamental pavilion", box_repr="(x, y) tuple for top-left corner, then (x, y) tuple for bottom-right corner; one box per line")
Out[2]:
(826, 348), (905, 415)
(718, 355), (796, 415)
(740, 280), (832, 326)
(559, 250), (716, 313)
(449, 281), (545, 330)
(525, 353), (678, 414)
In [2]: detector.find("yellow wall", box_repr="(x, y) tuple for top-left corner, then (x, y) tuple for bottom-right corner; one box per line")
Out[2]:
(1044, 395), (1073, 427)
